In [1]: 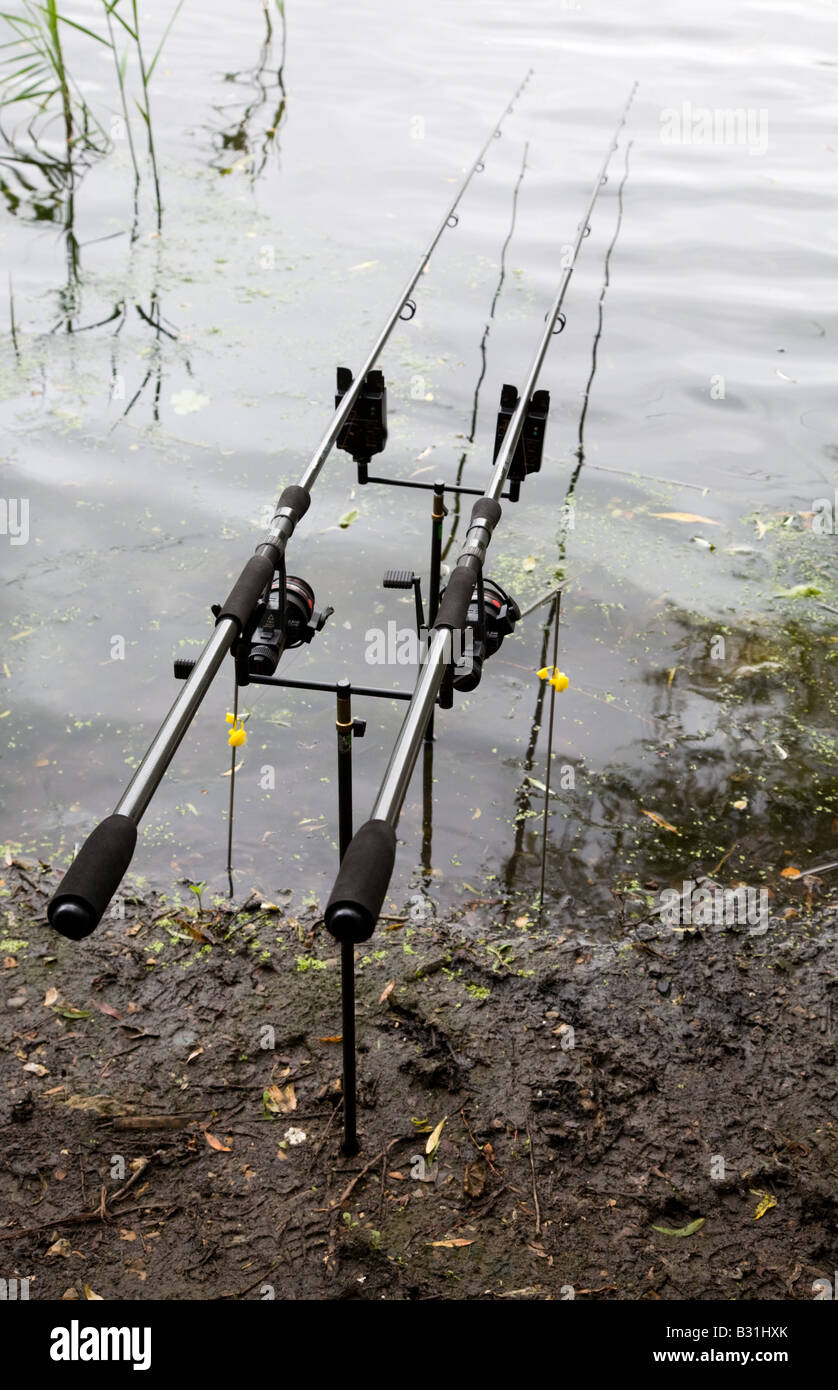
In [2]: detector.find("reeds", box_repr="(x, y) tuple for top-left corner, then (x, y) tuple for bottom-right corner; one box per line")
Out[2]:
(0, 0), (185, 228)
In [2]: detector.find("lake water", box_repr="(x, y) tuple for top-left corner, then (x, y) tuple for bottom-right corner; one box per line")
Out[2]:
(2, 0), (836, 923)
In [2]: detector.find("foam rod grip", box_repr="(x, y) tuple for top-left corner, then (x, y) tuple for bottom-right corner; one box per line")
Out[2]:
(324, 819), (397, 943)
(47, 814), (137, 941)
(434, 564), (476, 631)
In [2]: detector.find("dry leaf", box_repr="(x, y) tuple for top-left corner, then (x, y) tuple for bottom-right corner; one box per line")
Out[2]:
(317, 1035), (343, 1044)
(263, 1083), (296, 1115)
(91, 1000), (122, 1020)
(463, 1162), (487, 1199)
(379, 980), (396, 1004)
(781, 867), (800, 879)
(43, 986), (60, 1007)
(47, 1238), (73, 1258)
(428, 1238), (475, 1248)
(641, 809), (681, 835)
(83, 1285), (103, 1300)
(425, 1117), (446, 1157)
(204, 1131), (233, 1152)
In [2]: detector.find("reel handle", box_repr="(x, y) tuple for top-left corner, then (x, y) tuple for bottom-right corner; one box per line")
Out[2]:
(47, 814), (137, 940)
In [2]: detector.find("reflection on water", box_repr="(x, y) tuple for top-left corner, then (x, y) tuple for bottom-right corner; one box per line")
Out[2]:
(209, 0), (287, 180)
(1, 0), (837, 931)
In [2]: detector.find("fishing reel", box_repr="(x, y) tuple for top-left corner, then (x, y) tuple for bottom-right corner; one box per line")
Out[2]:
(444, 576), (521, 692)
(175, 572), (332, 687)
(248, 573), (331, 677)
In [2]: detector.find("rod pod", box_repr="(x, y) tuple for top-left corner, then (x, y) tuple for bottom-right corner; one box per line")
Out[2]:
(47, 72), (533, 941)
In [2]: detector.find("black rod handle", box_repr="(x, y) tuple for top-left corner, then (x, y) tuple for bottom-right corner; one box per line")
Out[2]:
(324, 819), (396, 943)
(47, 814), (138, 940)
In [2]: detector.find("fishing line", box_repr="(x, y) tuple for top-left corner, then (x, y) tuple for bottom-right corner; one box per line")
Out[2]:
(442, 139), (531, 564)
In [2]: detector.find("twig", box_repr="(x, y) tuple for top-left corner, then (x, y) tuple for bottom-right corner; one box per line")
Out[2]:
(109, 1156), (150, 1204)
(333, 1137), (402, 1208)
(460, 1108), (502, 1178)
(0, 1200), (177, 1243)
(525, 1121), (541, 1237)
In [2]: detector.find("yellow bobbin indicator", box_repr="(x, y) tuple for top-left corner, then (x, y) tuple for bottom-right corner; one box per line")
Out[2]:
(226, 712), (247, 747)
(537, 666), (569, 692)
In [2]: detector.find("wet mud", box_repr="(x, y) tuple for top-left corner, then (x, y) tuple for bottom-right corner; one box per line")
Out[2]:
(1, 859), (835, 1301)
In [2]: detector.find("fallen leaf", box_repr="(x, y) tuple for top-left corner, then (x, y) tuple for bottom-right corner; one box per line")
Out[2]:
(641, 809), (681, 835)
(378, 980), (396, 1005)
(425, 1117), (446, 1158)
(428, 1238), (475, 1248)
(650, 512), (720, 526)
(83, 1285), (103, 1300)
(317, 1035), (343, 1043)
(751, 1189), (777, 1220)
(651, 1218), (705, 1238)
(522, 555), (537, 572)
(47, 1238), (73, 1258)
(463, 1162), (487, 1199)
(22, 1062), (49, 1076)
(90, 1000), (122, 1020)
(781, 867), (801, 879)
(43, 987), (60, 1007)
(263, 1083), (296, 1115)
(204, 1131), (233, 1152)
(338, 509), (359, 529)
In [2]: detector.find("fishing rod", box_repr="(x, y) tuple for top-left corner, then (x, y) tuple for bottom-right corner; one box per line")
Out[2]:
(46, 71), (533, 943)
(323, 83), (638, 951)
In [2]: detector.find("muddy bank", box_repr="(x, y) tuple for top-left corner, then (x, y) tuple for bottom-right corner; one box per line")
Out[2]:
(0, 859), (835, 1301)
